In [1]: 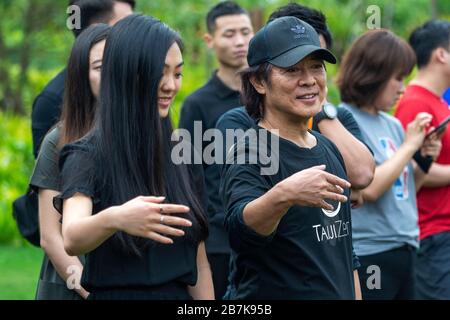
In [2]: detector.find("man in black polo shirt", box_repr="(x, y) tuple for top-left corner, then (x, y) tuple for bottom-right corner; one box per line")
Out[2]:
(178, 1), (253, 299)
(221, 16), (358, 300)
(31, 0), (135, 158)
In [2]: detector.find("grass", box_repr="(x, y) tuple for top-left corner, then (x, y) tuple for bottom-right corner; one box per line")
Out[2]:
(0, 245), (43, 300)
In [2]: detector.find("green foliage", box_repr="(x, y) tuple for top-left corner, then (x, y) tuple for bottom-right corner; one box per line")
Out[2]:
(0, 112), (34, 245)
(0, 245), (43, 299)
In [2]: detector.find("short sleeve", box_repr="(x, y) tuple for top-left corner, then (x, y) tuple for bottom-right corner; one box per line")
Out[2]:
(53, 142), (96, 214)
(29, 127), (61, 192)
(220, 145), (275, 252)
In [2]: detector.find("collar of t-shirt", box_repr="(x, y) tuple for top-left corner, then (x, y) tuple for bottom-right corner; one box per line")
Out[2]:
(210, 70), (240, 99)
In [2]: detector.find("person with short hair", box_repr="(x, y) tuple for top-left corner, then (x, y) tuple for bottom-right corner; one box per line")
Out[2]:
(338, 29), (442, 300)
(216, 2), (374, 197)
(178, 1), (254, 299)
(221, 16), (357, 299)
(395, 20), (450, 299)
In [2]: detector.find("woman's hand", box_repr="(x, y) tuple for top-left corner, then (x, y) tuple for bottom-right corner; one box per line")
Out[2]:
(113, 196), (192, 244)
(421, 128), (443, 161)
(404, 112), (432, 151)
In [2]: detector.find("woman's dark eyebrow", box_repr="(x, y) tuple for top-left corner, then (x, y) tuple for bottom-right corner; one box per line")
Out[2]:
(91, 59), (102, 65)
(165, 61), (184, 68)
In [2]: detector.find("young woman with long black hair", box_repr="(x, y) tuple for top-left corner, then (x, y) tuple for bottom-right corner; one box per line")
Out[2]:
(30, 24), (110, 299)
(54, 14), (213, 300)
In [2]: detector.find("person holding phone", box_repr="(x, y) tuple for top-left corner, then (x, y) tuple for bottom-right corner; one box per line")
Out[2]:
(338, 29), (442, 300)
(395, 20), (450, 299)
(425, 115), (450, 138)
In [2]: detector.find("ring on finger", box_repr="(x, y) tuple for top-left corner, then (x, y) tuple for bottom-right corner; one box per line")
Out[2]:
(160, 215), (165, 224)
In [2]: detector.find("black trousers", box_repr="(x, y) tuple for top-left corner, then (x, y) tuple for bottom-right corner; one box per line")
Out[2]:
(35, 254), (84, 300)
(87, 282), (192, 300)
(416, 231), (450, 299)
(357, 244), (417, 300)
(207, 253), (230, 300)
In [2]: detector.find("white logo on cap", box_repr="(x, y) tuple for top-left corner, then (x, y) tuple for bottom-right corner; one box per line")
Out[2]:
(291, 25), (306, 34)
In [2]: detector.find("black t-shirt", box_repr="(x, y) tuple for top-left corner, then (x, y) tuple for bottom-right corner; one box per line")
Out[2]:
(54, 138), (205, 296)
(179, 71), (241, 254)
(29, 126), (61, 192)
(220, 128), (355, 299)
(31, 69), (66, 158)
(29, 126), (86, 299)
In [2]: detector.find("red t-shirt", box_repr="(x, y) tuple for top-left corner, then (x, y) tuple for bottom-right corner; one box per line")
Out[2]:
(395, 84), (450, 240)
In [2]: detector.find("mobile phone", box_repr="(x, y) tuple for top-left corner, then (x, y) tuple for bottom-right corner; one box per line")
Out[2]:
(426, 115), (450, 138)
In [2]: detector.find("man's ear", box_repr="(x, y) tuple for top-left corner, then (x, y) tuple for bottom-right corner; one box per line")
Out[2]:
(204, 33), (214, 49)
(250, 74), (267, 95)
(433, 47), (449, 64)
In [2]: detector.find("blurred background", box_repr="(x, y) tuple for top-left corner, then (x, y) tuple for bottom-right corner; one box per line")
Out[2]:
(0, 0), (449, 299)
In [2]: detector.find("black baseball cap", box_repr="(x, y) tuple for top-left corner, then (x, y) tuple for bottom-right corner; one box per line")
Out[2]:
(247, 16), (337, 68)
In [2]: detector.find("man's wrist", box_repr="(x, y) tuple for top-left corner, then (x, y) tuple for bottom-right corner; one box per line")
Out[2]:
(274, 180), (294, 208)
(314, 103), (338, 125)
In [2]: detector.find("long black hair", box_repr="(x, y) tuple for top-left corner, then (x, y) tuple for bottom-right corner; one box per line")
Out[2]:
(92, 14), (208, 255)
(59, 23), (110, 148)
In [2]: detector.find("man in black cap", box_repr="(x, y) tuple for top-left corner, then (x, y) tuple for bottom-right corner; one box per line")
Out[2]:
(221, 16), (358, 299)
(216, 3), (374, 208)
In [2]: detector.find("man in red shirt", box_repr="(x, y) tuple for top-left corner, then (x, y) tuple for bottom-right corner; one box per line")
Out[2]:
(395, 20), (450, 299)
